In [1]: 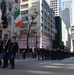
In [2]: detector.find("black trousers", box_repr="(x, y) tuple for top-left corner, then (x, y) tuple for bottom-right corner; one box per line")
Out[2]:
(0, 60), (2, 66)
(3, 52), (9, 67)
(9, 53), (15, 67)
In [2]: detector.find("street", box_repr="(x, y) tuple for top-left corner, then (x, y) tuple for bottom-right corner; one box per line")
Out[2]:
(0, 57), (74, 75)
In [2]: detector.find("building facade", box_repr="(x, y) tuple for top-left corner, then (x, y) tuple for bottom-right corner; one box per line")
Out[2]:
(53, 16), (69, 51)
(20, 0), (56, 49)
(50, 0), (62, 17)
(62, 0), (72, 52)
(0, 0), (56, 50)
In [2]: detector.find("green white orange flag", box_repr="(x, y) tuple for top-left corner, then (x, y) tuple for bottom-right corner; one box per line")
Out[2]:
(13, 10), (23, 27)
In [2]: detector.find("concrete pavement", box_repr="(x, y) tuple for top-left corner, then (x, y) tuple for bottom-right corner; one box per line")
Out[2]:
(0, 57), (74, 75)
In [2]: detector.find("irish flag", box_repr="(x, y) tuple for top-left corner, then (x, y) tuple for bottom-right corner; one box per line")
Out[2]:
(13, 10), (23, 27)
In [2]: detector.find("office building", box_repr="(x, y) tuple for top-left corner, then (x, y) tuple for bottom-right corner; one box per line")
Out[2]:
(20, 0), (56, 49)
(50, 0), (62, 17)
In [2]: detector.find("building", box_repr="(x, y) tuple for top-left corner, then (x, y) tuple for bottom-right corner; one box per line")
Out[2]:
(62, 0), (72, 26)
(53, 16), (69, 51)
(0, 0), (56, 50)
(62, 0), (72, 51)
(50, 0), (62, 17)
(50, 0), (72, 51)
(20, 0), (56, 49)
(70, 26), (74, 52)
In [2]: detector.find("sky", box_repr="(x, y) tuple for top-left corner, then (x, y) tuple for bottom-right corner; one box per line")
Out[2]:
(45, 0), (74, 25)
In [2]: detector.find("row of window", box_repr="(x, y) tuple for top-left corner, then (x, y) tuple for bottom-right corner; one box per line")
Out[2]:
(21, 2), (37, 9)
(21, 22), (37, 28)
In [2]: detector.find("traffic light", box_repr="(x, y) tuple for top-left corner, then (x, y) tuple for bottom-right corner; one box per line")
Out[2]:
(2, 24), (8, 30)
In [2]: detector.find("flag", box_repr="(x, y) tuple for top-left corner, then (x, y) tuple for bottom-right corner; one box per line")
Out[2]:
(13, 10), (23, 27)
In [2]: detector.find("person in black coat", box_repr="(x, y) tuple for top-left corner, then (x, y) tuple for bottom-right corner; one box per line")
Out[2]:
(9, 37), (19, 69)
(37, 47), (41, 60)
(2, 34), (11, 68)
(0, 36), (3, 66)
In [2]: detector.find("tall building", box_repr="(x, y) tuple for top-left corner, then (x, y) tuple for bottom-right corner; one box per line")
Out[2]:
(20, 0), (56, 49)
(50, 0), (72, 51)
(53, 16), (69, 50)
(62, 0), (72, 52)
(62, 0), (72, 26)
(50, 0), (62, 17)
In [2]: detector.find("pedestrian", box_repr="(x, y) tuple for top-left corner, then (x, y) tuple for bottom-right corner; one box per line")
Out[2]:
(9, 37), (19, 69)
(22, 50), (26, 59)
(37, 47), (41, 60)
(32, 46), (35, 58)
(41, 46), (45, 60)
(2, 34), (11, 68)
(0, 36), (3, 66)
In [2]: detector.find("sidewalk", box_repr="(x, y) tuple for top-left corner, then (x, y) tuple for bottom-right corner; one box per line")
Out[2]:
(15, 53), (37, 62)
(15, 58), (37, 62)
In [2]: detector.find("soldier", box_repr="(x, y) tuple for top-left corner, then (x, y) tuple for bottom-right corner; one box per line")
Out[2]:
(2, 34), (10, 68)
(9, 37), (19, 69)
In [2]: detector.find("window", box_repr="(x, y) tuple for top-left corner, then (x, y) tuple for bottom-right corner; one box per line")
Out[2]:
(31, 22), (37, 26)
(21, 4), (28, 9)
(21, 24), (28, 28)
(32, 9), (37, 13)
(15, 0), (18, 3)
(22, 0), (28, 2)
(32, 2), (37, 7)
(22, 16), (28, 21)
(21, 10), (28, 15)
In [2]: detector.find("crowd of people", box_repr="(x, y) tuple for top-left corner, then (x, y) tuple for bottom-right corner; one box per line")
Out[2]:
(0, 34), (73, 69)
(0, 34), (19, 69)
(32, 47), (73, 60)
(31, 46), (50, 60)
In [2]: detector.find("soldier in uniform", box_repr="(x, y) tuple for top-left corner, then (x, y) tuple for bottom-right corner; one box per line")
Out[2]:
(9, 37), (19, 69)
(2, 34), (10, 68)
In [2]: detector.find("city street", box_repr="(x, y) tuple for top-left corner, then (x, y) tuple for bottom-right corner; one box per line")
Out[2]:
(0, 57), (74, 75)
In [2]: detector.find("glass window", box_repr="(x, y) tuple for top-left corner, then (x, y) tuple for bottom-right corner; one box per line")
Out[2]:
(21, 10), (28, 15)
(21, 4), (28, 9)
(31, 22), (37, 26)
(22, 0), (28, 2)
(32, 2), (37, 7)
(22, 16), (28, 21)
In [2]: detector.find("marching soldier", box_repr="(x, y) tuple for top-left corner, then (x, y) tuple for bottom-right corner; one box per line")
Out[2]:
(9, 37), (19, 69)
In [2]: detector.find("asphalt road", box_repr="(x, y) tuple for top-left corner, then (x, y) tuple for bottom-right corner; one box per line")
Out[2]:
(0, 57), (74, 75)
